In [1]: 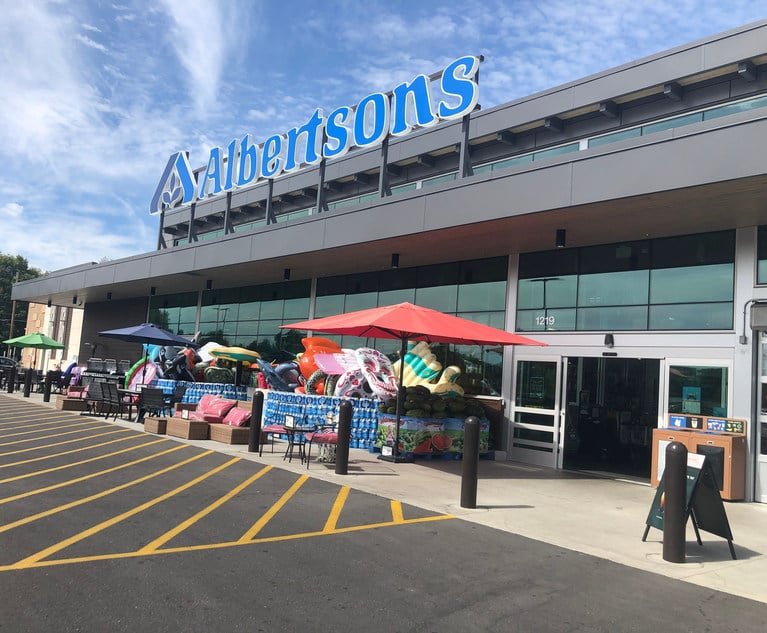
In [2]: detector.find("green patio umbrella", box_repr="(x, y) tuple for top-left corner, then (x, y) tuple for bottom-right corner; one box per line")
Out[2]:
(3, 332), (65, 369)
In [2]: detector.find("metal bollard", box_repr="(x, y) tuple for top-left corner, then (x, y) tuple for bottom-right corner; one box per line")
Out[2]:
(6, 366), (16, 394)
(43, 371), (53, 403)
(248, 391), (265, 453)
(23, 369), (33, 398)
(335, 400), (353, 475)
(663, 441), (688, 563)
(461, 416), (480, 509)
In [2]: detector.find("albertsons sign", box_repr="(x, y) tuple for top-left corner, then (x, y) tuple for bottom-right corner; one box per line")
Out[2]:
(150, 56), (480, 214)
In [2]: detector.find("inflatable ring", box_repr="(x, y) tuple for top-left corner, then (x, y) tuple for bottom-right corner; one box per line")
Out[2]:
(355, 348), (398, 399)
(256, 359), (293, 392)
(333, 368), (374, 399)
(306, 369), (327, 395)
(325, 374), (339, 397)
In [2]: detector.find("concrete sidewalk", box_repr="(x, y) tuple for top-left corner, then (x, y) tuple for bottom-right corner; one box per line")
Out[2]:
(4, 390), (767, 604)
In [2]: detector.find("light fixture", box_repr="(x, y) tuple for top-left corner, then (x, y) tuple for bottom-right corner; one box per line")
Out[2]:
(106, 292), (112, 301)
(206, 279), (213, 290)
(604, 333), (615, 348)
(555, 229), (566, 249)
(391, 253), (400, 269)
(283, 268), (291, 281)
(46, 299), (52, 308)
(72, 295), (77, 305)
(150, 286), (156, 296)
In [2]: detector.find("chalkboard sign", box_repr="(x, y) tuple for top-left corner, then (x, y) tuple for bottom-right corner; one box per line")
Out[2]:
(643, 453), (735, 559)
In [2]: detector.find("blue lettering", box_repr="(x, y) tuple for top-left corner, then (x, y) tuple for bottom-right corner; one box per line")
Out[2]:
(236, 135), (260, 187)
(174, 152), (197, 205)
(323, 106), (351, 158)
(391, 74), (436, 136)
(197, 147), (223, 199)
(224, 138), (238, 191)
(260, 134), (284, 178)
(353, 92), (389, 147)
(438, 56), (480, 119)
(285, 109), (325, 171)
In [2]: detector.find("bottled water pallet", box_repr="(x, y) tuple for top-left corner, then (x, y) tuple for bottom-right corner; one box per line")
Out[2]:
(368, 446), (494, 461)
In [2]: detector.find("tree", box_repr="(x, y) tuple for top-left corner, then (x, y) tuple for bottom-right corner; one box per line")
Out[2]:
(0, 253), (42, 355)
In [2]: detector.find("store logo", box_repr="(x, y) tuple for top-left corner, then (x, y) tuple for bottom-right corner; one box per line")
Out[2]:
(150, 55), (481, 214)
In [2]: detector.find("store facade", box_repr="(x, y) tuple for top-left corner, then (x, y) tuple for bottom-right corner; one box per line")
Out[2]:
(12, 21), (767, 500)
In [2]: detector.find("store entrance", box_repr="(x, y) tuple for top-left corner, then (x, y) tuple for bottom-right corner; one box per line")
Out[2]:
(562, 357), (660, 479)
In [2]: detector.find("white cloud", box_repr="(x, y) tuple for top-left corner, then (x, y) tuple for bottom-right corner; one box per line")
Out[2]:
(81, 23), (101, 32)
(75, 33), (108, 52)
(0, 202), (23, 218)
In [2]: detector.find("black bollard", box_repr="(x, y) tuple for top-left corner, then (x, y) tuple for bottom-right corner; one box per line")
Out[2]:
(663, 441), (688, 563)
(461, 416), (480, 509)
(6, 366), (16, 394)
(335, 400), (353, 475)
(248, 391), (265, 453)
(43, 371), (53, 403)
(23, 368), (33, 398)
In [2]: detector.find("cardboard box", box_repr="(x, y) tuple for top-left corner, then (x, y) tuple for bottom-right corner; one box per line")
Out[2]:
(55, 395), (88, 411)
(144, 417), (167, 434)
(167, 418), (209, 440)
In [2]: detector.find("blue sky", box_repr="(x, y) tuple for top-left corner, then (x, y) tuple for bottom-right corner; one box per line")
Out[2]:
(1, 1), (765, 272)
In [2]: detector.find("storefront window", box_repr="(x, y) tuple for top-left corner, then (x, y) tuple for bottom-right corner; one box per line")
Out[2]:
(148, 292), (199, 336)
(516, 230), (734, 331)
(757, 226), (767, 285)
(667, 364), (728, 416)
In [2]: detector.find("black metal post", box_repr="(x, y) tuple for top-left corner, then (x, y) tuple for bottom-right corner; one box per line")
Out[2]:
(23, 368), (33, 398)
(43, 371), (53, 403)
(248, 391), (265, 453)
(6, 366), (16, 394)
(335, 400), (353, 475)
(461, 416), (480, 508)
(663, 441), (688, 563)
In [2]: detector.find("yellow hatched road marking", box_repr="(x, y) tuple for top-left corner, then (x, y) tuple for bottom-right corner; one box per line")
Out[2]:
(0, 448), (207, 535)
(0, 440), (176, 500)
(0, 413), (78, 426)
(0, 428), (133, 458)
(323, 486), (350, 533)
(0, 433), (140, 469)
(11, 456), (240, 569)
(139, 465), (273, 554)
(238, 474), (309, 542)
(0, 419), (107, 439)
(0, 424), (108, 448)
(390, 500), (405, 523)
(0, 418), (102, 433)
(0, 514), (455, 572)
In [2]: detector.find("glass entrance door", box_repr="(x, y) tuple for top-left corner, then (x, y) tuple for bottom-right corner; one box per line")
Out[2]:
(510, 357), (565, 468)
(757, 334), (767, 503)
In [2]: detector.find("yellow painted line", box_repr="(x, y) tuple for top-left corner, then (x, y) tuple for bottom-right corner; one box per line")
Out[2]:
(390, 500), (405, 523)
(0, 418), (98, 433)
(0, 420), (109, 442)
(0, 424), (108, 448)
(139, 465), (273, 554)
(322, 486), (351, 533)
(11, 456), (240, 569)
(238, 474), (309, 542)
(0, 440), (174, 493)
(0, 428), (133, 458)
(0, 433), (141, 469)
(0, 413), (76, 425)
(0, 449), (208, 535)
(0, 514), (455, 572)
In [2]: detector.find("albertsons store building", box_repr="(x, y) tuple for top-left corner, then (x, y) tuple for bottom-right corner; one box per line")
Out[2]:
(14, 21), (767, 501)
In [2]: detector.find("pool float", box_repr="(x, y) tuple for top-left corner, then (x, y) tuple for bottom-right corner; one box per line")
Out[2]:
(125, 358), (159, 390)
(333, 367), (374, 398)
(299, 337), (342, 381)
(354, 348), (398, 399)
(257, 359), (293, 391)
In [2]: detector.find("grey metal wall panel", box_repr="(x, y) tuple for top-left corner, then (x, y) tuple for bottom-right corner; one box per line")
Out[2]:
(323, 197), (426, 248)
(114, 258), (151, 283)
(81, 298), (149, 362)
(83, 267), (116, 287)
(570, 117), (767, 204)
(702, 24), (767, 68)
(251, 220), (327, 258)
(193, 237), (254, 269)
(149, 248), (197, 276)
(388, 125), (462, 162)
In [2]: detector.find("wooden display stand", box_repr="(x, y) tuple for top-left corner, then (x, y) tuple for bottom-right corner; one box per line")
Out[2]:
(167, 418), (209, 440)
(209, 424), (250, 445)
(651, 415), (747, 501)
(144, 416), (167, 435)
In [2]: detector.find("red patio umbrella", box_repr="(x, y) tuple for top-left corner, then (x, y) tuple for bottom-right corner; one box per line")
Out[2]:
(281, 302), (545, 462)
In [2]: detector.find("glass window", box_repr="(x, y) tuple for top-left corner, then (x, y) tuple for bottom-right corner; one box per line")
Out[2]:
(344, 292), (377, 313)
(650, 264), (733, 304)
(578, 270), (649, 307)
(757, 226), (767, 285)
(516, 308), (576, 332)
(515, 360), (557, 409)
(642, 112), (703, 135)
(314, 295), (344, 318)
(458, 280), (506, 312)
(667, 365), (728, 416)
(588, 128), (642, 148)
(579, 241), (650, 274)
(492, 154), (533, 171)
(533, 143), (580, 161)
(517, 276), (577, 310)
(378, 288), (415, 305)
(703, 95), (767, 121)
(577, 306), (648, 330)
(472, 163), (493, 175)
(652, 231), (734, 268)
(414, 285), (457, 312)
(422, 173), (457, 188)
(459, 257), (507, 284)
(390, 183), (417, 195)
(649, 302), (732, 330)
(519, 248), (578, 279)
(283, 297), (310, 319)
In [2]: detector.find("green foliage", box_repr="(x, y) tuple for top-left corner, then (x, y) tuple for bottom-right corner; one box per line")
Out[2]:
(0, 253), (42, 351)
